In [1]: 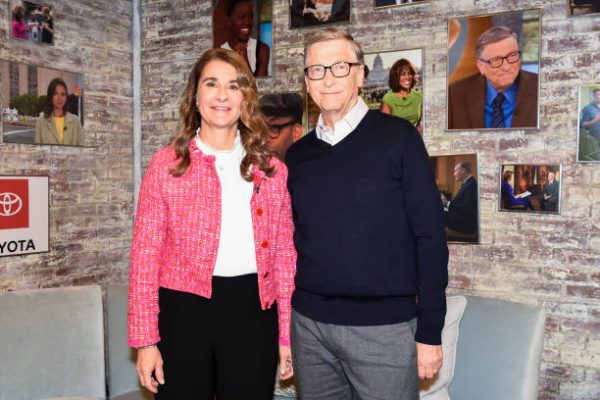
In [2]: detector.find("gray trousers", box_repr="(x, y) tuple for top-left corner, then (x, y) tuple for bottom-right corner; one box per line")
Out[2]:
(291, 310), (419, 400)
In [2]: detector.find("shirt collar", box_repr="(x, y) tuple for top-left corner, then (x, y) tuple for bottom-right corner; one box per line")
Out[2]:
(315, 97), (369, 146)
(485, 78), (518, 107)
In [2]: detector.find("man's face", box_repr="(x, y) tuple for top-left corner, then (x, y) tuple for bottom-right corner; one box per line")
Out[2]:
(476, 37), (521, 93)
(304, 39), (364, 123)
(453, 163), (467, 182)
(593, 91), (600, 104)
(548, 172), (555, 182)
(266, 116), (302, 160)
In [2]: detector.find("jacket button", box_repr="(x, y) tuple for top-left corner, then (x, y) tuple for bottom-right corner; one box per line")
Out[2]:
(261, 240), (269, 248)
(256, 208), (263, 216)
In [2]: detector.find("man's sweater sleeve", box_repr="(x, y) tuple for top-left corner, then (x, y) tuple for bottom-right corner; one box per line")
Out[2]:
(398, 129), (449, 345)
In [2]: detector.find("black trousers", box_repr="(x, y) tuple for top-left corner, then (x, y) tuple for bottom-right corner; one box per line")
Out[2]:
(155, 274), (278, 400)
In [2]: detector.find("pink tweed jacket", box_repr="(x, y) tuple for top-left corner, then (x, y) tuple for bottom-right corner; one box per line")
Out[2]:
(128, 140), (296, 348)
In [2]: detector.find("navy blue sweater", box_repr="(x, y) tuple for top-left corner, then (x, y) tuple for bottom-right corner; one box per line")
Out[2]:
(285, 110), (448, 345)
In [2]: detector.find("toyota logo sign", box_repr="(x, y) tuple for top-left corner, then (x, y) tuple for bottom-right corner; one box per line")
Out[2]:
(0, 192), (23, 217)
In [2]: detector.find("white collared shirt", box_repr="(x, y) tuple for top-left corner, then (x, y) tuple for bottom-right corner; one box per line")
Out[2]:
(315, 97), (370, 146)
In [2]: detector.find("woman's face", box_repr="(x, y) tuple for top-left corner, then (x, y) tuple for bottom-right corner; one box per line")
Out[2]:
(229, 2), (253, 43)
(398, 67), (413, 91)
(196, 60), (244, 132)
(52, 84), (67, 114)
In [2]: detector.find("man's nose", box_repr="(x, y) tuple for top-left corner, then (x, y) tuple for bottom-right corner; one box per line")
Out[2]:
(322, 69), (336, 85)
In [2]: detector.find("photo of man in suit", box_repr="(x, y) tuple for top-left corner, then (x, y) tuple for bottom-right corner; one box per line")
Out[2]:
(441, 161), (478, 239)
(448, 25), (538, 130)
(539, 171), (559, 212)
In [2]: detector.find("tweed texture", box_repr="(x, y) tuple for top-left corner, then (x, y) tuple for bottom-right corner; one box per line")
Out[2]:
(129, 140), (296, 347)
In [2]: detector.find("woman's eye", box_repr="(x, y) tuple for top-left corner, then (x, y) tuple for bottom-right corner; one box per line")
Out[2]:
(205, 81), (217, 88)
(229, 84), (240, 91)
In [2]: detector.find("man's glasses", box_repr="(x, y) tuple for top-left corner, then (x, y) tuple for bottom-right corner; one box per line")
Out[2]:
(267, 120), (298, 138)
(479, 51), (521, 68)
(304, 61), (362, 80)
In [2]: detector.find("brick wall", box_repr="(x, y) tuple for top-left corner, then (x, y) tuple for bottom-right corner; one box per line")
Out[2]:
(0, 1), (134, 288)
(2, 0), (595, 398)
(141, 0), (599, 398)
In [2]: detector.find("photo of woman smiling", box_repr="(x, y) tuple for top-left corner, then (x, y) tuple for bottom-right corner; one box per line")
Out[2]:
(214, 0), (271, 77)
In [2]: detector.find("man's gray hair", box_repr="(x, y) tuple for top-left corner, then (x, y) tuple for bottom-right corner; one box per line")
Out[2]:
(304, 28), (364, 65)
(475, 26), (519, 59)
(458, 161), (472, 174)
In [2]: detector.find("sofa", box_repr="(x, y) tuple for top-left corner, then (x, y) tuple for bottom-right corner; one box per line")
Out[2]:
(0, 285), (546, 400)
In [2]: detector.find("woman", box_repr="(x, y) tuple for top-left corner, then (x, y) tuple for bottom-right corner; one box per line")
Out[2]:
(501, 170), (532, 210)
(381, 58), (423, 133)
(35, 78), (83, 145)
(220, 0), (270, 77)
(129, 48), (295, 399)
(11, 5), (27, 40)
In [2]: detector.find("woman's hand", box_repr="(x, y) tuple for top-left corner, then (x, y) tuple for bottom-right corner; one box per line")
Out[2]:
(136, 345), (165, 393)
(279, 345), (294, 380)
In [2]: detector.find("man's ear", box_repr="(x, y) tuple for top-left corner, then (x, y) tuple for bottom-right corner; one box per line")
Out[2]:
(475, 59), (486, 77)
(292, 123), (304, 142)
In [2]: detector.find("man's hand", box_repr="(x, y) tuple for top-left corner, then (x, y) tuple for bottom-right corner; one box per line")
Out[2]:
(136, 346), (165, 393)
(416, 342), (443, 380)
(279, 345), (294, 380)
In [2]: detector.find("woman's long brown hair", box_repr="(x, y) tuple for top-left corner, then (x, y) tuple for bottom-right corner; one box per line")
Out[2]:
(170, 48), (274, 181)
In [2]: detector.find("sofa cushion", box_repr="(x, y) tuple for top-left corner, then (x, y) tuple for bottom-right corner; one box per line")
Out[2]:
(419, 295), (467, 399)
(0, 286), (105, 400)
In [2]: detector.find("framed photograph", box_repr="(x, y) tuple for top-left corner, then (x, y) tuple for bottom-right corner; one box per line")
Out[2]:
(1, 61), (84, 146)
(9, 1), (54, 45)
(498, 164), (561, 214)
(577, 84), (600, 162)
(289, 0), (351, 29)
(430, 154), (479, 244)
(447, 9), (540, 131)
(567, 0), (600, 16)
(0, 175), (49, 257)
(303, 92), (319, 132)
(374, 0), (428, 10)
(363, 48), (423, 134)
(259, 92), (306, 160)
(213, 0), (273, 77)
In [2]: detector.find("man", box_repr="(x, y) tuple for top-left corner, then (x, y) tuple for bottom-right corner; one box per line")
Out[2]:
(260, 93), (304, 160)
(448, 25), (538, 130)
(539, 171), (559, 212)
(580, 88), (600, 144)
(441, 161), (478, 236)
(285, 28), (448, 400)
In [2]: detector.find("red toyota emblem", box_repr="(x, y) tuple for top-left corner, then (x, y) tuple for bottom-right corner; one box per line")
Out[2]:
(0, 192), (22, 217)
(0, 180), (29, 229)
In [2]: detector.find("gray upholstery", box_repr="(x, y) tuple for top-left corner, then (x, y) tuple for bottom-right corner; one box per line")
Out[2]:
(106, 284), (152, 400)
(0, 285), (106, 400)
(448, 295), (546, 400)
